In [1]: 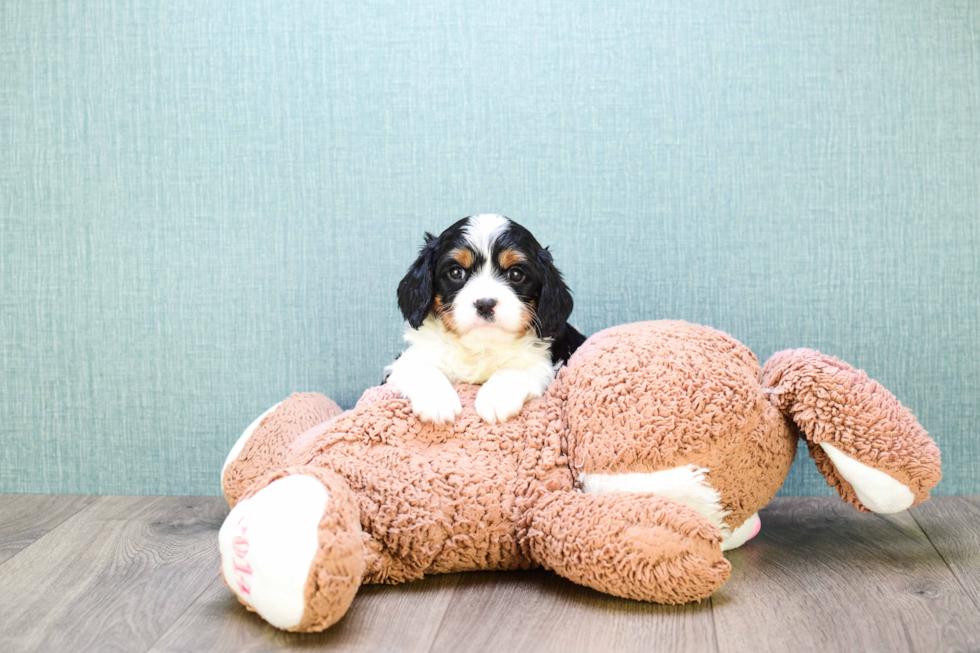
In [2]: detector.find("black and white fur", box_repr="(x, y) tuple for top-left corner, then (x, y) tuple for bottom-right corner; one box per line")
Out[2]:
(385, 214), (586, 424)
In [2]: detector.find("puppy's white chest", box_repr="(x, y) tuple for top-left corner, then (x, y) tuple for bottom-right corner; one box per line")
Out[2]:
(441, 354), (502, 385)
(439, 339), (549, 384)
(402, 318), (554, 385)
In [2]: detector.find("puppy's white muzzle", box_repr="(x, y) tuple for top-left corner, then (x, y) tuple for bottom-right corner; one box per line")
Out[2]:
(452, 272), (526, 336)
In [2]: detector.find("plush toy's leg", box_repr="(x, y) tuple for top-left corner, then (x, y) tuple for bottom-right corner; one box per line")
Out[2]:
(578, 465), (764, 552)
(222, 393), (343, 506)
(218, 466), (365, 632)
(762, 349), (941, 513)
(524, 491), (731, 604)
(721, 513), (761, 552)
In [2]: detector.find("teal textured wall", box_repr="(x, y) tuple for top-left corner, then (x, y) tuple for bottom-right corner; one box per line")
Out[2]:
(1, 1), (977, 496)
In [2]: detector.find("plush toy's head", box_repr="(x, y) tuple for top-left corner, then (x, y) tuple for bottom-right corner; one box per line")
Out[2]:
(554, 320), (797, 538)
(553, 320), (939, 537)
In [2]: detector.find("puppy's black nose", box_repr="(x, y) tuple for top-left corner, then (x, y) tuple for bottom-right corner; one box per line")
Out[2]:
(474, 298), (498, 320)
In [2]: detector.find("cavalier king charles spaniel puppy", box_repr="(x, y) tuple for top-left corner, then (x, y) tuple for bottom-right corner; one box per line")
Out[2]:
(385, 214), (586, 424)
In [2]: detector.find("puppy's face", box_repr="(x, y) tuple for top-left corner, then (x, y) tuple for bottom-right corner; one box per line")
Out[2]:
(398, 215), (573, 341)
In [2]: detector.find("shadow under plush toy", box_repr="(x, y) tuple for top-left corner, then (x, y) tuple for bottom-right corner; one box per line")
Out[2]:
(219, 320), (941, 632)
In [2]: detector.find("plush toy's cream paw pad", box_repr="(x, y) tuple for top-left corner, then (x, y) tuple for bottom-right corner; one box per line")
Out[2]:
(819, 442), (914, 513)
(222, 401), (282, 477)
(721, 513), (761, 551)
(579, 465), (732, 538)
(219, 475), (328, 630)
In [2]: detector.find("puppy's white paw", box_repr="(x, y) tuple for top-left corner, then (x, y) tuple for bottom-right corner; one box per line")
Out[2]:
(387, 364), (462, 424)
(409, 380), (462, 424)
(475, 381), (529, 424)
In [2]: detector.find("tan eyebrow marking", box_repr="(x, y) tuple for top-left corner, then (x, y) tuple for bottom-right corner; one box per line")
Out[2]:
(450, 248), (474, 268)
(498, 249), (526, 268)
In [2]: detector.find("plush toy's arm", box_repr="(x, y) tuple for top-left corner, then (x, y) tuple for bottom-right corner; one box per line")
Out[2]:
(762, 349), (941, 513)
(523, 491), (730, 604)
(222, 393), (344, 507)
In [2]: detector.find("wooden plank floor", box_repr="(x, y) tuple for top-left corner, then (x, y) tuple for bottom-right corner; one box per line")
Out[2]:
(0, 495), (977, 653)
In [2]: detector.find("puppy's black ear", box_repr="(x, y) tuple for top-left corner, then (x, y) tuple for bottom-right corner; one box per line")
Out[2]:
(535, 247), (574, 339)
(397, 232), (440, 329)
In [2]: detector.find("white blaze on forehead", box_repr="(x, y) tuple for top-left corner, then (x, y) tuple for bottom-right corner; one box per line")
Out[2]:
(464, 214), (509, 259)
(452, 215), (528, 336)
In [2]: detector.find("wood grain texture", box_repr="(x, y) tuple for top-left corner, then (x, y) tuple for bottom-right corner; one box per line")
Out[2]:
(0, 494), (98, 565)
(711, 497), (980, 653)
(429, 570), (718, 653)
(910, 495), (980, 609)
(150, 572), (462, 652)
(0, 496), (227, 652)
(3, 495), (979, 652)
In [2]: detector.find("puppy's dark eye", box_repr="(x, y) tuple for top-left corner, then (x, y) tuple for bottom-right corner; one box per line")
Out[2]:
(507, 268), (525, 283)
(448, 266), (466, 281)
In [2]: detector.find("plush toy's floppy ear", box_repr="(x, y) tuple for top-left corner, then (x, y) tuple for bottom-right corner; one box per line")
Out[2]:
(397, 232), (440, 329)
(535, 247), (574, 339)
(761, 349), (941, 513)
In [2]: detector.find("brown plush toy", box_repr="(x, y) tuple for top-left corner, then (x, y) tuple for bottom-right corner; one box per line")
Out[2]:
(219, 321), (941, 632)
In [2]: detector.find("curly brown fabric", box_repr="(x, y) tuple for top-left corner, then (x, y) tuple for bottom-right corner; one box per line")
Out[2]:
(222, 392), (343, 506)
(283, 384), (571, 583)
(219, 320), (941, 632)
(761, 348), (941, 510)
(560, 321), (798, 530)
(526, 491), (730, 603)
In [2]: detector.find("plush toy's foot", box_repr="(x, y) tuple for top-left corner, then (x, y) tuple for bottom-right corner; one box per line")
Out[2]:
(721, 513), (761, 551)
(525, 491), (731, 604)
(219, 467), (365, 632)
(762, 349), (941, 513)
(222, 393), (343, 506)
(578, 465), (762, 552)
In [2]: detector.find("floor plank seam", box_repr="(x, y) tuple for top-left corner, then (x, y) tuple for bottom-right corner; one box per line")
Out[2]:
(0, 495), (103, 572)
(424, 574), (464, 653)
(908, 507), (980, 613)
(708, 595), (722, 653)
(145, 573), (223, 653)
